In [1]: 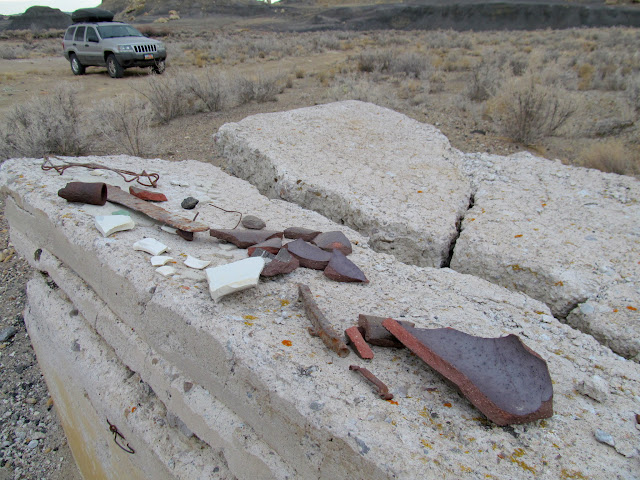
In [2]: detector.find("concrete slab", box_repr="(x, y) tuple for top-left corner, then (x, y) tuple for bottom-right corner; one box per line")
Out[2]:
(215, 100), (472, 268)
(3, 155), (640, 478)
(454, 152), (640, 359)
(214, 102), (640, 361)
(25, 275), (233, 480)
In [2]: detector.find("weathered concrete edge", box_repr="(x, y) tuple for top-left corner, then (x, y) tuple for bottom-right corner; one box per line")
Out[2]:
(4, 194), (388, 480)
(25, 275), (234, 480)
(25, 244), (293, 480)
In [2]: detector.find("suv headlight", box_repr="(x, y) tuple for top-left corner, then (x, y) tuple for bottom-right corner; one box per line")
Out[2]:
(117, 44), (134, 52)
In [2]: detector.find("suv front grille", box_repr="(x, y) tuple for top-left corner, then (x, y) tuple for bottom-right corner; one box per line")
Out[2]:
(133, 44), (157, 53)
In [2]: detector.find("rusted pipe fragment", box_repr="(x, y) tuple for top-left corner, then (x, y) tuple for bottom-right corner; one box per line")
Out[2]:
(297, 283), (349, 358)
(107, 185), (209, 233)
(129, 186), (167, 202)
(58, 182), (107, 206)
(349, 365), (393, 400)
(345, 326), (374, 359)
(382, 318), (553, 426)
(358, 314), (415, 347)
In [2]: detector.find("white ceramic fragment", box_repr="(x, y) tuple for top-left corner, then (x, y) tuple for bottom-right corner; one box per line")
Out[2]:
(184, 255), (211, 270)
(151, 256), (173, 267)
(156, 266), (176, 277)
(161, 225), (178, 235)
(94, 215), (135, 237)
(133, 238), (168, 256)
(205, 257), (265, 302)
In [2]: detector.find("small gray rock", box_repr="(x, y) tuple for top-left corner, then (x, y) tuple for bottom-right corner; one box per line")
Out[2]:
(577, 375), (609, 403)
(181, 197), (199, 210)
(242, 215), (266, 230)
(0, 326), (18, 342)
(309, 401), (324, 411)
(27, 440), (38, 450)
(594, 429), (615, 447)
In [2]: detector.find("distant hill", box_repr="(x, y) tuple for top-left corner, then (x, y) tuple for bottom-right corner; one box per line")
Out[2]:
(5, 6), (71, 31)
(99, 0), (270, 18)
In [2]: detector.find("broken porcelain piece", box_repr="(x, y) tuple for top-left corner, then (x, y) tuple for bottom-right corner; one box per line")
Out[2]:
(247, 237), (282, 256)
(151, 255), (173, 267)
(94, 215), (135, 237)
(161, 225), (178, 235)
(261, 248), (300, 277)
(313, 231), (352, 255)
(324, 250), (368, 283)
(382, 318), (554, 426)
(205, 257), (265, 302)
(284, 239), (331, 270)
(156, 266), (176, 277)
(129, 186), (167, 202)
(210, 229), (283, 249)
(184, 255), (211, 270)
(284, 227), (321, 241)
(133, 238), (169, 256)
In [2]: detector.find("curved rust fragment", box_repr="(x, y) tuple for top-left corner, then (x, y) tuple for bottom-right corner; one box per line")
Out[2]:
(297, 284), (349, 358)
(349, 365), (393, 400)
(382, 318), (553, 426)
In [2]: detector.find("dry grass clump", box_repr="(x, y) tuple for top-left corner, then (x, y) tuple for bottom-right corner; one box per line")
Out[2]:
(0, 84), (87, 160)
(135, 73), (197, 124)
(578, 140), (639, 175)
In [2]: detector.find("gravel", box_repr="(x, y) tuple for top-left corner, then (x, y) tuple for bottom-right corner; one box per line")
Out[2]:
(0, 196), (81, 480)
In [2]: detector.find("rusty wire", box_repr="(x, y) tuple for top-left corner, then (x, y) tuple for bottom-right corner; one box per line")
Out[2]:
(42, 156), (160, 188)
(208, 203), (243, 229)
(106, 418), (135, 454)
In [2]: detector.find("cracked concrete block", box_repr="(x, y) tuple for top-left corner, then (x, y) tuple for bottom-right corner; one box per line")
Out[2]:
(452, 152), (640, 359)
(215, 100), (472, 268)
(3, 156), (640, 479)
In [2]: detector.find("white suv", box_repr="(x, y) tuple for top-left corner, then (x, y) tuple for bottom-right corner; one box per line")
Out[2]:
(63, 20), (167, 78)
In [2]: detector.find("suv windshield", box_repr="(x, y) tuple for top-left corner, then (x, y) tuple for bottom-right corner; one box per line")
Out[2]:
(97, 24), (144, 39)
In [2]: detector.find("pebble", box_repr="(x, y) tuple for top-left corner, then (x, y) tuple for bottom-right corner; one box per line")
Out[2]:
(0, 326), (18, 342)
(594, 429), (615, 447)
(27, 439), (38, 449)
(181, 197), (199, 210)
(577, 375), (610, 403)
(241, 215), (266, 230)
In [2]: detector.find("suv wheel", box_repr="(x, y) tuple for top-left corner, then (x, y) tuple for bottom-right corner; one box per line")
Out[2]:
(106, 54), (124, 78)
(152, 59), (166, 75)
(70, 54), (85, 75)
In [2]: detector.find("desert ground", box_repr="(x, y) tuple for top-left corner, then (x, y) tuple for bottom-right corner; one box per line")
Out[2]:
(0, 13), (639, 479)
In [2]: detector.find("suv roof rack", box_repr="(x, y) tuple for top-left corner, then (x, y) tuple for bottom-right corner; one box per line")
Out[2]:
(71, 8), (115, 23)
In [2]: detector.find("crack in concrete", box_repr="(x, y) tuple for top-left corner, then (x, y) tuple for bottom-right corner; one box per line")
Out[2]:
(441, 192), (475, 268)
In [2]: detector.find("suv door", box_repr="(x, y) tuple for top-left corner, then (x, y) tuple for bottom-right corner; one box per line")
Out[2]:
(73, 26), (87, 63)
(83, 27), (103, 66)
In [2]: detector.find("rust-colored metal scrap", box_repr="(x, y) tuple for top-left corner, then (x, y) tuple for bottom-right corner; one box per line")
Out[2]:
(106, 185), (209, 233)
(297, 283), (349, 358)
(349, 365), (393, 400)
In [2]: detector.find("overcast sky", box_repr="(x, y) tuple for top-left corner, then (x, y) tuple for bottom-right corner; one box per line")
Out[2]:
(0, 1), (100, 15)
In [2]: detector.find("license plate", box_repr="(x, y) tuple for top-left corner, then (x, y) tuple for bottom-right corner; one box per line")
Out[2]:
(144, 54), (153, 60)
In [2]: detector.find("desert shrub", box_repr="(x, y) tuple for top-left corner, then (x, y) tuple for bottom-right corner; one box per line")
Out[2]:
(324, 74), (398, 109)
(494, 76), (575, 145)
(356, 50), (392, 73)
(390, 52), (430, 79)
(578, 140), (639, 176)
(510, 56), (528, 76)
(0, 84), (87, 160)
(185, 69), (234, 112)
(467, 59), (503, 102)
(233, 73), (283, 105)
(626, 74), (640, 114)
(591, 64), (627, 91)
(92, 96), (154, 157)
(136, 72), (198, 124)
(0, 47), (18, 60)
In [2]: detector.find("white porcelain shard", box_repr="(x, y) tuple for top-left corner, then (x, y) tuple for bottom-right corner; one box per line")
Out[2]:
(160, 225), (178, 235)
(156, 266), (176, 277)
(184, 255), (211, 270)
(133, 238), (168, 256)
(94, 215), (135, 237)
(205, 257), (266, 302)
(151, 255), (173, 267)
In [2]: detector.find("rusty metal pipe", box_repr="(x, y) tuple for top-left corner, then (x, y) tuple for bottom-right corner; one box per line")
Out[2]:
(58, 182), (107, 206)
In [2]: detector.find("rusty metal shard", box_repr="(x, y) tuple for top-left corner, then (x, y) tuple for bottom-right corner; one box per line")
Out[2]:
(358, 315), (414, 348)
(382, 318), (553, 426)
(106, 185), (209, 233)
(298, 284), (349, 358)
(349, 365), (393, 400)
